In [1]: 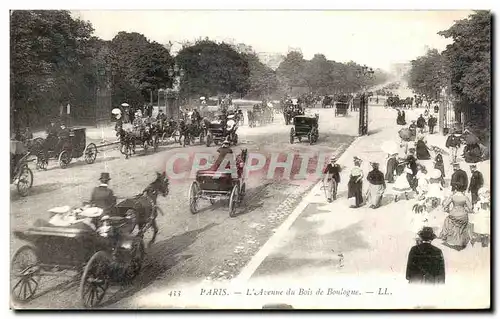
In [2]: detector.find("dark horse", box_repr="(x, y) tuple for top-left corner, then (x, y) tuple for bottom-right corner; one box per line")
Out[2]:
(115, 172), (169, 247)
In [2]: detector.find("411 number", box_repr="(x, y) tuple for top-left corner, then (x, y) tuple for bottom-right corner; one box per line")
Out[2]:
(169, 290), (181, 297)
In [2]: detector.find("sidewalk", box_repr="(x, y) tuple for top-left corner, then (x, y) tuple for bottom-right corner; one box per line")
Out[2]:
(234, 106), (490, 309)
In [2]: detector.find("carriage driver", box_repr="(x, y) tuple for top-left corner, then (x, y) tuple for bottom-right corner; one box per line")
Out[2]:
(212, 137), (233, 171)
(90, 172), (117, 215)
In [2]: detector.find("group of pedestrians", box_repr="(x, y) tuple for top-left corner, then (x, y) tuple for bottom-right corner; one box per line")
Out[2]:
(322, 105), (490, 285)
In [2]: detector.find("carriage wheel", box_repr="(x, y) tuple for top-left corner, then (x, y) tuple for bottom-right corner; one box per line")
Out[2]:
(229, 184), (240, 218)
(206, 134), (212, 147)
(17, 166), (33, 197)
(124, 240), (145, 282)
(290, 128), (295, 144)
(80, 251), (110, 308)
(189, 181), (200, 214)
(84, 143), (98, 164)
(36, 152), (48, 170)
(11, 245), (41, 303)
(58, 151), (72, 169)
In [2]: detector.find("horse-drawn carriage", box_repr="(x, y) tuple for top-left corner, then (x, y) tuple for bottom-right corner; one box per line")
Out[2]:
(36, 128), (97, 169)
(10, 173), (169, 308)
(334, 94), (350, 116)
(290, 114), (319, 145)
(11, 140), (34, 197)
(119, 121), (159, 158)
(11, 205), (145, 308)
(206, 114), (238, 147)
(189, 149), (247, 217)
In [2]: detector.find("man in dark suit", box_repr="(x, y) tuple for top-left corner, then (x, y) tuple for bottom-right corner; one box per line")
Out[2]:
(90, 173), (116, 214)
(451, 163), (469, 192)
(406, 227), (445, 284)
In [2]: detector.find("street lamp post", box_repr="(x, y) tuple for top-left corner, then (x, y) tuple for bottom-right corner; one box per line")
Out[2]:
(166, 63), (185, 119)
(357, 65), (375, 136)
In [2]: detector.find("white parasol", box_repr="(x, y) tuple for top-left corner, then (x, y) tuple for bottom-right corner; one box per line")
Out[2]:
(430, 169), (442, 179)
(112, 108), (122, 115)
(200, 96), (206, 100)
(381, 140), (399, 155)
(121, 103), (130, 107)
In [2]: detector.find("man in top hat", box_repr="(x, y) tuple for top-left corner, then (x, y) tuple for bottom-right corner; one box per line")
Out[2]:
(90, 173), (117, 214)
(406, 227), (445, 284)
(451, 162), (468, 192)
(468, 164), (484, 205)
(322, 156), (342, 202)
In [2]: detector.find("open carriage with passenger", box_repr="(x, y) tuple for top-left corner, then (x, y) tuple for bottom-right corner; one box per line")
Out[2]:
(35, 127), (97, 170)
(189, 149), (248, 217)
(11, 140), (34, 197)
(206, 113), (238, 147)
(290, 114), (319, 145)
(118, 119), (158, 158)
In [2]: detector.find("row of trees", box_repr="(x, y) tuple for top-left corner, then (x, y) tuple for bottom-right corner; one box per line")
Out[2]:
(11, 10), (389, 129)
(406, 11), (491, 138)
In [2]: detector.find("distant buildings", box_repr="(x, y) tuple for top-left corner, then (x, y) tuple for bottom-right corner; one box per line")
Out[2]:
(391, 62), (411, 78)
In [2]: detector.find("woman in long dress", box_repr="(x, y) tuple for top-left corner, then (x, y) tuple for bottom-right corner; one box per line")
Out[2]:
(393, 166), (413, 202)
(415, 136), (431, 160)
(366, 162), (386, 209)
(470, 188), (490, 247)
(348, 157), (364, 208)
(439, 190), (473, 251)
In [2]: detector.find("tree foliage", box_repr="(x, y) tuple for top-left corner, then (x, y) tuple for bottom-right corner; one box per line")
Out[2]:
(10, 10), (94, 126)
(276, 51), (388, 95)
(407, 49), (449, 100)
(176, 40), (250, 98)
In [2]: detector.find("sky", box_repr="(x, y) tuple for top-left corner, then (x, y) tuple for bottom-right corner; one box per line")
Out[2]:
(74, 10), (473, 72)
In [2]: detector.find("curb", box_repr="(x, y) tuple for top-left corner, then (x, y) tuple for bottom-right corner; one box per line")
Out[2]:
(234, 134), (366, 283)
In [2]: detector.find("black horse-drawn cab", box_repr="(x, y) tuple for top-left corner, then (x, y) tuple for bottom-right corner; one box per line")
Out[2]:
(36, 127), (97, 169)
(290, 115), (319, 145)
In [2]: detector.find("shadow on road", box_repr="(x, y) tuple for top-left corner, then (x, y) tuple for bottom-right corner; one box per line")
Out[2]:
(10, 182), (80, 201)
(101, 222), (218, 307)
(235, 183), (273, 217)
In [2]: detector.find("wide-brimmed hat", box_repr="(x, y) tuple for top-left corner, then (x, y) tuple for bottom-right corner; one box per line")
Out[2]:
(469, 164), (477, 169)
(370, 162), (379, 167)
(418, 227), (437, 241)
(453, 162), (460, 168)
(222, 137), (230, 146)
(353, 156), (362, 162)
(330, 156), (337, 162)
(99, 172), (111, 182)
